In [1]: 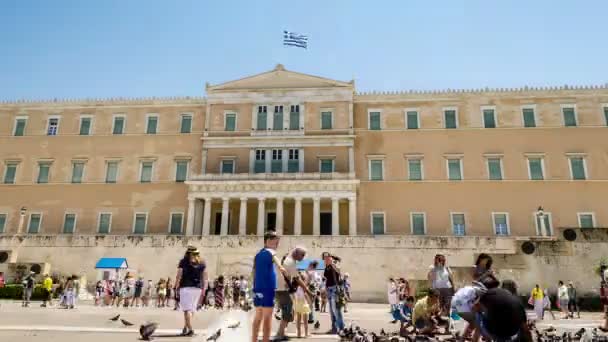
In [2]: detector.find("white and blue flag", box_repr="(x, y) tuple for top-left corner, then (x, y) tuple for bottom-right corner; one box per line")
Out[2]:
(283, 30), (308, 49)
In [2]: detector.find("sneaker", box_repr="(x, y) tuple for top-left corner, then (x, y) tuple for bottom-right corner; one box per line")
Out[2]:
(272, 336), (289, 342)
(185, 330), (194, 337)
(180, 327), (189, 336)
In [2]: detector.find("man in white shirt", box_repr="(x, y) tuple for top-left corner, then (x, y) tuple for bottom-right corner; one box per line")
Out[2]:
(388, 277), (399, 322)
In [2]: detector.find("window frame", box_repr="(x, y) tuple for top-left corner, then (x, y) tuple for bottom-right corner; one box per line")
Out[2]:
(446, 158), (463, 181)
(220, 158), (236, 174)
(105, 160), (120, 183)
(567, 155), (588, 180)
(450, 212), (466, 236)
(13, 115), (28, 136)
(404, 108), (420, 129)
(27, 212), (43, 234)
(443, 107), (459, 129)
(253, 149), (267, 173)
(180, 113), (193, 134)
(320, 110), (334, 130)
(485, 156), (504, 181)
(145, 114), (159, 134)
(175, 159), (190, 182)
(369, 211), (386, 235)
(3, 161), (18, 184)
(62, 212), (78, 234)
(561, 104), (578, 127)
(526, 156), (545, 180)
(521, 105), (537, 128)
(132, 212), (148, 234)
(37, 161), (52, 184)
(492, 212), (510, 236)
(410, 212), (427, 235)
(70, 160), (86, 184)
(319, 158), (335, 173)
(367, 109), (382, 130)
(79, 114), (94, 136)
(46, 115), (61, 136)
(168, 212), (185, 234)
(223, 111), (237, 132)
(255, 105), (269, 131)
(287, 148), (300, 173)
(97, 212), (113, 234)
(406, 156), (424, 181)
(139, 160), (155, 183)
(112, 114), (127, 135)
(481, 105), (497, 128)
(533, 211), (553, 236)
(368, 158), (385, 181)
(603, 104), (608, 126)
(0, 212), (8, 233)
(577, 212), (596, 228)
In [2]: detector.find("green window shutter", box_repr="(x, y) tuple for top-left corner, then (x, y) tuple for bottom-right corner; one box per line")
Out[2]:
(98, 214), (111, 234)
(113, 117), (124, 134)
(257, 112), (267, 130)
(528, 158), (544, 180)
(134, 214), (147, 234)
(579, 214), (594, 228)
(320, 159), (333, 173)
(63, 214), (76, 234)
(570, 157), (586, 180)
(563, 108), (577, 127)
(37, 164), (50, 184)
(448, 160), (462, 180)
(523, 108), (536, 127)
(604, 107), (608, 126)
(273, 111), (283, 130)
(181, 115), (192, 133)
(289, 111), (299, 130)
(221, 160), (234, 174)
(412, 214), (425, 235)
(287, 160), (299, 173)
(407, 111), (418, 129)
(408, 159), (422, 181)
(271, 160), (282, 173)
(225, 114), (236, 131)
(488, 158), (502, 180)
(370, 160), (383, 180)
(445, 110), (457, 128)
(146, 117), (158, 134)
(28, 214), (41, 234)
(369, 112), (381, 130)
(170, 213), (183, 234)
(494, 214), (508, 235)
(140, 162), (153, 183)
(71, 163), (84, 183)
(372, 214), (385, 235)
(79, 118), (91, 135)
(452, 214), (466, 236)
(254, 161), (265, 173)
(4, 164), (17, 184)
(483, 109), (496, 128)
(176, 161), (188, 182)
(14, 119), (26, 136)
(321, 112), (332, 129)
(0, 214), (6, 233)
(106, 162), (118, 183)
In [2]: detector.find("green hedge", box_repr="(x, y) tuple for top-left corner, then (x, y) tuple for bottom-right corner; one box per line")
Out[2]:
(0, 285), (48, 300)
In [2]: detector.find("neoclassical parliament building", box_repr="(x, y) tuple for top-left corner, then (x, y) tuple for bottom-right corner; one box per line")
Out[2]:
(1, 65), (608, 240)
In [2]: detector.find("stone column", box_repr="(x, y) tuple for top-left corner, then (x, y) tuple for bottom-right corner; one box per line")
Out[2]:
(313, 197), (320, 236)
(332, 197), (340, 236)
(276, 197), (284, 235)
(349, 197), (357, 236)
(257, 198), (266, 236)
(294, 197), (302, 236)
(202, 197), (212, 236)
(185, 198), (196, 236)
(220, 198), (229, 236)
(238, 197), (248, 235)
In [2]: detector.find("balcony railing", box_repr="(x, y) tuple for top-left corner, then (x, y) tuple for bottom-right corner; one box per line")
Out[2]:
(189, 172), (357, 181)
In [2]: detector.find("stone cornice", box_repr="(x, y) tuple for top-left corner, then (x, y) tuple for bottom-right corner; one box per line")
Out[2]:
(0, 96), (207, 109)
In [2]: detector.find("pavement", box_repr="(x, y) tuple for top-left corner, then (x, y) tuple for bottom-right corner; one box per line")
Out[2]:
(0, 300), (605, 341)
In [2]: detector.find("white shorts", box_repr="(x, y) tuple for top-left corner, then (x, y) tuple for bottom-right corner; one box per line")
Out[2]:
(180, 287), (202, 312)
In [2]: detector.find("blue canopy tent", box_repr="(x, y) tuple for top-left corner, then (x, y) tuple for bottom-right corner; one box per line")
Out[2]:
(95, 257), (129, 281)
(296, 258), (325, 271)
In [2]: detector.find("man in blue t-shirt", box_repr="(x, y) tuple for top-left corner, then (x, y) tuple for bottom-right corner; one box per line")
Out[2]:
(251, 231), (286, 342)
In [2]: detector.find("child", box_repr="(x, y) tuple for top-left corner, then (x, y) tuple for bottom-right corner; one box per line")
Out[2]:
(294, 273), (312, 338)
(143, 280), (153, 307)
(413, 289), (441, 335)
(392, 296), (415, 331)
(95, 281), (103, 306)
(156, 278), (167, 307)
(320, 277), (327, 313)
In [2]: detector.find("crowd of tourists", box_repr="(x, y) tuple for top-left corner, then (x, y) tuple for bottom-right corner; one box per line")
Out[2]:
(17, 272), (80, 309)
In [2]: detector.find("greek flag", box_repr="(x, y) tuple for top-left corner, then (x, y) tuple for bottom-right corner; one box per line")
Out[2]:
(283, 30), (308, 49)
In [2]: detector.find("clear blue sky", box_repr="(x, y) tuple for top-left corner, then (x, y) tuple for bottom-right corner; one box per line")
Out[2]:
(1, 0), (606, 100)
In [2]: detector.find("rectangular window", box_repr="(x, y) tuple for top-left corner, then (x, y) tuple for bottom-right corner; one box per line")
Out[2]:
(133, 213), (147, 234)
(221, 160), (234, 174)
(257, 106), (267, 130)
(563, 107), (577, 127)
(71, 162), (85, 183)
(287, 149), (299, 173)
(271, 149), (283, 173)
(3, 163), (17, 184)
(14, 117), (27, 136)
(569, 157), (586, 180)
(175, 160), (188, 182)
(79, 117), (92, 135)
(408, 159), (422, 181)
(273, 106), (283, 130)
(411, 213), (426, 235)
(447, 159), (462, 181)
(369, 111), (381, 130)
(528, 158), (544, 180)
(170, 213), (183, 234)
(522, 108), (536, 127)
(146, 116), (158, 134)
(578, 213), (595, 228)
(535, 213), (553, 236)
(28, 213), (42, 234)
(0, 214), (6, 233)
(483, 109), (496, 128)
(98, 213), (112, 234)
(406, 111), (419, 129)
(320, 159), (334, 173)
(444, 109), (457, 129)
(604, 107), (608, 126)
(289, 105), (300, 130)
(224, 113), (236, 131)
(487, 158), (503, 180)
(105, 161), (119, 183)
(47, 118), (59, 136)
(140, 161), (153, 183)
(493, 213), (509, 236)
(180, 114), (192, 133)
(254, 149), (266, 173)
(369, 160), (384, 181)
(63, 213), (76, 234)
(452, 213), (466, 236)
(321, 111), (333, 130)
(37, 162), (51, 184)
(371, 212), (385, 235)
(112, 116), (125, 135)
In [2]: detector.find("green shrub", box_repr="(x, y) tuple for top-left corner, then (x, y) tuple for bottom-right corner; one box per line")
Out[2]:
(0, 284), (48, 300)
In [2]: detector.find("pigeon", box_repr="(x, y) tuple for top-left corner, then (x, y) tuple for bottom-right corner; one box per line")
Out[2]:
(575, 328), (586, 339)
(109, 314), (120, 321)
(139, 322), (158, 341)
(207, 328), (221, 341)
(120, 319), (134, 326)
(314, 321), (321, 329)
(227, 321), (240, 329)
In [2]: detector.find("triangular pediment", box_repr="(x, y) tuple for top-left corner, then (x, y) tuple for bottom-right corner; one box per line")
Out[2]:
(207, 64), (353, 92)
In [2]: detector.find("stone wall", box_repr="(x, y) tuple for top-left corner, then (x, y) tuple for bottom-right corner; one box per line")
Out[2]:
(0, 231), (606, 302)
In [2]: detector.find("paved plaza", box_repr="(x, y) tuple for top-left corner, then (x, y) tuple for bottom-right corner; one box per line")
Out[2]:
(0, 300), (605, 341)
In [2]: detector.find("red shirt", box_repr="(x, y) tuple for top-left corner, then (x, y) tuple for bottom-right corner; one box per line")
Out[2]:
(0, 275), (5, 288)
